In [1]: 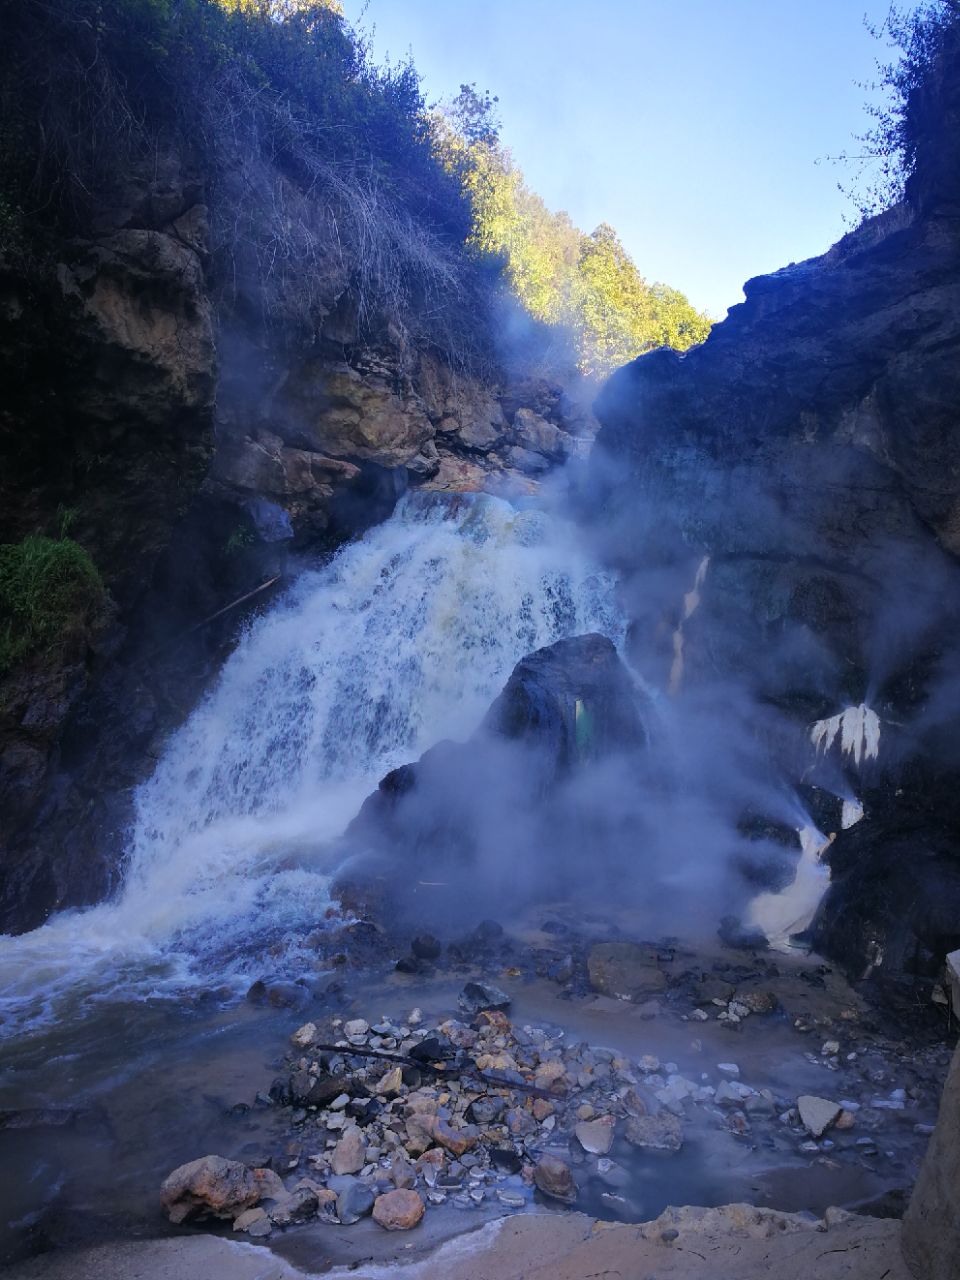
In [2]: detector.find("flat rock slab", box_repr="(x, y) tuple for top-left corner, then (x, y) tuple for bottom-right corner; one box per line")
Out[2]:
(587, 942), (667, 999)
(328, 1206), (913, 1280)
(798, 1094), (843, 1138)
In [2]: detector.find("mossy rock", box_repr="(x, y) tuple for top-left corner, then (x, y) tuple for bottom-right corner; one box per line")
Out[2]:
(0, 535), (107, 673)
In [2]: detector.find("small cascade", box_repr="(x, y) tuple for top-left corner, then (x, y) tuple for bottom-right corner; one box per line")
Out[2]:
(668, 555), (710, 694)
(749, 824), (832, 950)
(750, 699), (881, 948)
(0, 492), (624, 1030)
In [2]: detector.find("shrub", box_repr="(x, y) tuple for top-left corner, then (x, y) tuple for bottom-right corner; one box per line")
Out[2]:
(0, 535), (107, 673)
(0, 0), (486, 361)
(842, 1), (960, 218)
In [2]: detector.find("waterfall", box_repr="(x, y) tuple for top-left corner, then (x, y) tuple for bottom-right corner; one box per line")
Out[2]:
(0, 492), (624, 1031)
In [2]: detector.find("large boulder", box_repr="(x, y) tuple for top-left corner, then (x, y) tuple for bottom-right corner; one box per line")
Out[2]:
(902, 1042), (960, 1279)
(336, 634), (646, 922)
(482, 634), (645, 769)
(159, 1155), (262, 1225)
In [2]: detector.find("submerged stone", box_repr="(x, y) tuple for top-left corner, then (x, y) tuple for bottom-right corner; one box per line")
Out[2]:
(623, 1113), (683, 1153)
(533, 1154), (577, 1204)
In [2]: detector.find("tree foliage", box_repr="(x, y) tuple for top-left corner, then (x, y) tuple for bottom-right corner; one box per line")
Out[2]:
(433, 85), (711, 377)
(1, 4), (708, 377)
(841, 1), (960, 218)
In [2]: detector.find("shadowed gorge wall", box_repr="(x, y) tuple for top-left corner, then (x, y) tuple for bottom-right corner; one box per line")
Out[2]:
(587, 19), (960, 997)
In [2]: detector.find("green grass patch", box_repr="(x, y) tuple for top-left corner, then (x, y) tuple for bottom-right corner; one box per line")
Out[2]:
(0, 535), (107, 673)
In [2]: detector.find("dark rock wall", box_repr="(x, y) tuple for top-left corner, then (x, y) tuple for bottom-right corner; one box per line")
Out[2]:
(903, 1040), (960, 1279)
(0, 149), (595, 934)
(588, 29), (960, 990)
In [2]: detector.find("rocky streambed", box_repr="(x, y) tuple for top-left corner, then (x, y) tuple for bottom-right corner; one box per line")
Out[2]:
(23, 912), (938, 1277)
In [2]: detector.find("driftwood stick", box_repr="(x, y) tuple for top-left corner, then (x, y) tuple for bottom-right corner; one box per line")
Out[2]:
(310, 1042), (553, 1098)
(141, 575), (282, 664)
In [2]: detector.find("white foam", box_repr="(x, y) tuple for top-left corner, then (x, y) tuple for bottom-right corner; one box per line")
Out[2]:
(0, 493), (624, 1030)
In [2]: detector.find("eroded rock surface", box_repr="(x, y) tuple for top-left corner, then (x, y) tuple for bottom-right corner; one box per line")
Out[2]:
(589, 25), (960, 990)
(903, 1041), (960, 1280)
(159, 1155), (261, 1225)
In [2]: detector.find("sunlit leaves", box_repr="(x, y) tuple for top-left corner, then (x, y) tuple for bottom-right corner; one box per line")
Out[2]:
(433, 100), (711, 376)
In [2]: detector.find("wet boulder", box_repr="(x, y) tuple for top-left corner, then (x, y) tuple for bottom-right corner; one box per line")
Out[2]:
(160, 1155), (262, 1224)
(481, 633), (646, 769)
(903, 1042), (960, 1280)
(533, 1154), (578, 1204)
(335, 635), (647, 921)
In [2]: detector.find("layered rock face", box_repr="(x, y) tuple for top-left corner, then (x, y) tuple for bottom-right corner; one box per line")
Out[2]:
(903, 1040), (960, 1279)
(0, 151), (593, 934)
(0, 166), (219, 930)
(589, 31), (960, 989)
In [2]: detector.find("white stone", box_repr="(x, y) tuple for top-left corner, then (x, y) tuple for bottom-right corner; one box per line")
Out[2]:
(797, 1094), (842, 1137)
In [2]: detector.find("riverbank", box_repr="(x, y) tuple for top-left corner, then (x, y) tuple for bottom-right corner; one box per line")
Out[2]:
(3, 1205), (913, 1280)
(1, 910), (952, 1272)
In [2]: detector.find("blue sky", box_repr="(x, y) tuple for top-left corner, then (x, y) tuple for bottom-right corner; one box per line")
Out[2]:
(342, 0), (898, 317)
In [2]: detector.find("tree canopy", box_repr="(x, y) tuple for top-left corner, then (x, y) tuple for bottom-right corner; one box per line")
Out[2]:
(433, 84), (711, 377)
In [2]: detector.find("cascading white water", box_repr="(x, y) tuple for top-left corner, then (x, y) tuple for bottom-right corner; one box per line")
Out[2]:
(0, 492), (624, 1030)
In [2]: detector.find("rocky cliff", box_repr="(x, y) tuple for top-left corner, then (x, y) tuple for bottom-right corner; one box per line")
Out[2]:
(589, 21), (960, 997)
(0, 151), (593, 935)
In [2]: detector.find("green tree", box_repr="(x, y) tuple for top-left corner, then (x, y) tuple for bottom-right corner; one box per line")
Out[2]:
(433, 103), (711, 376)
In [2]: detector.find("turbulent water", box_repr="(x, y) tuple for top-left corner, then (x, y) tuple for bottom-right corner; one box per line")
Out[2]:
(0, 493), (624, 1031)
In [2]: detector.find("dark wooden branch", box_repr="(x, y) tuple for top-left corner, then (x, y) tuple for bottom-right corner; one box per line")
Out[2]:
(309, 1042), (553, 1098)
(140, 575), (282, 664)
